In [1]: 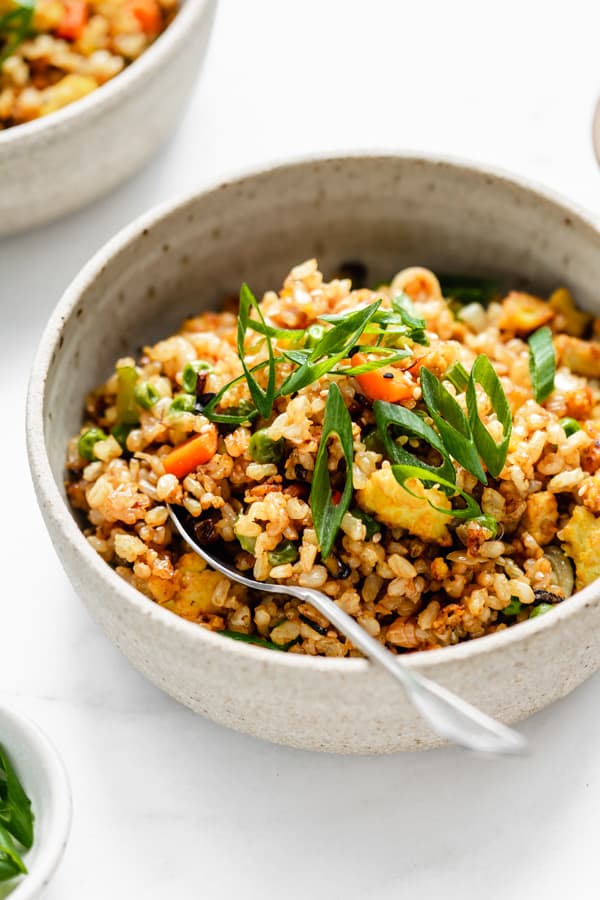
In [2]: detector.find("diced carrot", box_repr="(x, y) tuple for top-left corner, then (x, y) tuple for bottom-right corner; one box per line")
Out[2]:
(125, 0), (161, 34)
(352, 352), (416, 403)
(55, 0), (88, 40)
(331, 490), (342, 506)
(163, 426), (218, 479)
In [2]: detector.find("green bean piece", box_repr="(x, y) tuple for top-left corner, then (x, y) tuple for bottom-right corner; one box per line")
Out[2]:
(268, 540), (299, 566)
(77, 427), (108, 461)
(134, 381), (160, 411)
(559, 417), (581, 437)
(249, 429), (285, 464)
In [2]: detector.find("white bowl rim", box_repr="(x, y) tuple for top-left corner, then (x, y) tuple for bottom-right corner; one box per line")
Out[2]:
(0, 702), (72, 900)
(0, 0), (211, 146)
(26, 149), (600, 678)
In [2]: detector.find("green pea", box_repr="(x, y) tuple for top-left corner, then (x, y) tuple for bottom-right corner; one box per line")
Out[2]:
(78, 427), (108, 461)
(249, 429), (284, 464)
(502, 597), (523, 617)
(529, 603), (554, 618)
(305, 324), (325, 348)
(169, 393), (196, 414)
(182, 361), (213, 394)
(350, 507), (381, 540)
(134, 381), (160, 410)
(268, 540), (299, 566)
(559, 417), (582, 437)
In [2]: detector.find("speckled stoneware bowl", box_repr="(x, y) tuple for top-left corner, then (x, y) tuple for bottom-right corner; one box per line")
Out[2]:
(26, 154), (600, 753)
(0, 0), (217, 236)
(0, 703), (71, 899)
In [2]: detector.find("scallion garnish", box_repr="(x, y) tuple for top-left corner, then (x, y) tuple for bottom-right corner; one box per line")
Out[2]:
(0, 0), (34, 67)
(390, 464), (497, 535)
(466, 355), (512, 478)
(438, 274), (500, 307)
(310, 383), (354, 558)
(182, 360), (212, 394)
(373, 400), (456, 485)
(420, 366), (487, 483)
(238, 284), (277, 418)
(444, 361), (470, 392)
(528, 326), (556, 403)
(219, 630), (294, 651)
(559, 416), (581, 437)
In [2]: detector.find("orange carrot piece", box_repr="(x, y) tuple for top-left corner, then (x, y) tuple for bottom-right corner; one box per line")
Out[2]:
(163, 427), (218, 479)
(352, 352), (416, 403)
(55, 0), (88, 40)
(126, 0), (162, 34)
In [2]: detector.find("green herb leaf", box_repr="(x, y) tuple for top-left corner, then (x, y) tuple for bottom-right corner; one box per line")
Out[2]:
(373, 400), (456, 485)
(238, 284), (277, 418)
(0, 824), (27, 882)
(466, 355), (512, 479)
(0, 0), (34, 67)
(438, 274), (500, 307)
(444, 361), (470, 392)
(310, 383), (354, 558)
(247, 319), (305, 343)
(279, 302), (381, 395)
(390, 464), (496, 532)
(528, 326), (556, 403)
(0, 745), (34, 850)
(219, 630), (294, 651)
(420, 366), (487, 483)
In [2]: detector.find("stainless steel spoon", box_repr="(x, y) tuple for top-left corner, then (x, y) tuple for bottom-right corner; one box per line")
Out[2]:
(169, 506), (527, 755)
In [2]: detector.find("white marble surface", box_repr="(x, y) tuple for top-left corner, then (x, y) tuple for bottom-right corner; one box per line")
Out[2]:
(2, 0), (600, 896)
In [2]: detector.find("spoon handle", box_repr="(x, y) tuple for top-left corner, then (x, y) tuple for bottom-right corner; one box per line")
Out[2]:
(287, 584), (527, 755)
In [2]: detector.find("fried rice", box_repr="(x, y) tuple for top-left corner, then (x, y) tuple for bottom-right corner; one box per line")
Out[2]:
(65, 260), (600, 656)
(0, 0), (176, 128)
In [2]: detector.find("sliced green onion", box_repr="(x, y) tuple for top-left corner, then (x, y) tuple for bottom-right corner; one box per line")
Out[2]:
(420, 366), (487, 483)
(169, 393), (196, 414)
(444, 361), (470, 392)
(438, 274), (500, 307)
(238, 283), (277, 418)
(310, 383), (354, 558)
(182, 361), (213, 394)
(268, 540), (299, 566)
(528, 326), (556, 403)
(235, 533), (256, 554)
(391, 292), (429, 345)
(559, 417), (581, 437)
(248, 430), (284, 464)
(363, 428), (386, 454)
(77, 427), (108, 461)
(466, 355), (512, 479)
(350, 507), (381, 540)
(134, 381), (160, 410)
(0, 744), (34, 850)
(390, 464), (497, 533)
(331, 347), (410, 376)
(373, 400), (456, 486)
(0, 0), (34, 67)
(529, 603), (553, 618)
(219, 630), (292, 651)
(305, 324), (325, 348)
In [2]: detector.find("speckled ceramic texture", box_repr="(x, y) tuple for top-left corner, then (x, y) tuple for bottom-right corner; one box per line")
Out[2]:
(0, 703), (71, 899)
(0, 0), (217, 236)
(26, 155), (600, 753)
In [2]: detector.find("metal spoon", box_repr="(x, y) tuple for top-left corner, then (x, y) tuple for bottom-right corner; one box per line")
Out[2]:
(169, 506), (527, 755)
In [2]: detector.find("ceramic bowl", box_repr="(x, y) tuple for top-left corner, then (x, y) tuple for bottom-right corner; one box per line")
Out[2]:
(26, 154), (600, 753)
(0, 703), (71, 899)
(0, 0), (217, 236)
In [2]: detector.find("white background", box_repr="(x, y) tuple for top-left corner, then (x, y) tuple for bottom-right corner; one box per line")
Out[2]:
(2, 1), (600, 897)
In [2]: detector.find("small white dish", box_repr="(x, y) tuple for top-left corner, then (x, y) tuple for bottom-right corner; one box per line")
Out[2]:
(0, 0), (218, 236)
(0, 703), (71, 899)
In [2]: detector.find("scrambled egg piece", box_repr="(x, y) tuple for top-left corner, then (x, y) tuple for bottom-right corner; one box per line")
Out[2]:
(152, 552), (226, 618)
(549, 288), (592, 338)
(497, 292), (554, 335)
(356, 463), (452, 545)
(554, 334), (600, 378)
(523, 491), (558, 546)
(559, 506), (600, 590)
